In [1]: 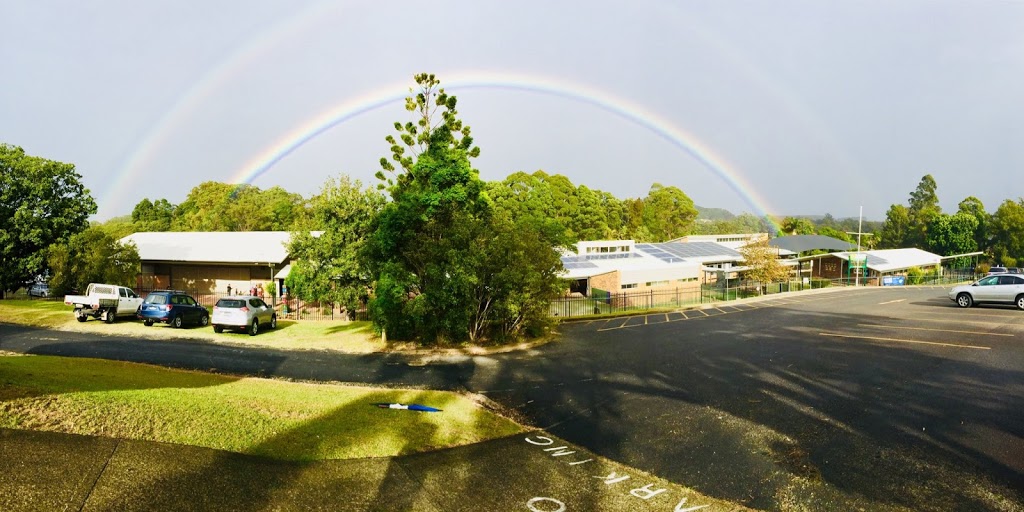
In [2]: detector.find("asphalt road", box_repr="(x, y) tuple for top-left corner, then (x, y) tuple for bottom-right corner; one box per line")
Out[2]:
(2, 286), (1023, 511)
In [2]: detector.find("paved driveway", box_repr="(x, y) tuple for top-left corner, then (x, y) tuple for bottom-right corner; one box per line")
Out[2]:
(3, 286), (1023, 511)
(493, 287), (1024, 511)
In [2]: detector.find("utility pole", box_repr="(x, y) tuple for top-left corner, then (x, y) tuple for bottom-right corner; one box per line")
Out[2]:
(846, 206), (874, 286)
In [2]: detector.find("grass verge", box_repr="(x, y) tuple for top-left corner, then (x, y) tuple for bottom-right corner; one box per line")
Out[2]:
(0, 299), (385, 353)
(0, 353), (525, 461)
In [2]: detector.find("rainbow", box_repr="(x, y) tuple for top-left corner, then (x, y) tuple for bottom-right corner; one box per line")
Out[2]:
(99, 1), (342, 219)
(229, 71), (783, 230)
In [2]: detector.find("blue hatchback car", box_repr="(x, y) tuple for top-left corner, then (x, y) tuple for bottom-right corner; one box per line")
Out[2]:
(137, 290), (209, 328)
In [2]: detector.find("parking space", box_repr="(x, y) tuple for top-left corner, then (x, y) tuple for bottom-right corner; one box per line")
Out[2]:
(4, 285), (1022, 511)
(534, 286), (1024, 510)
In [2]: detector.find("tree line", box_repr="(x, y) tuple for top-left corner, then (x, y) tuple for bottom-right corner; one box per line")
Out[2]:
(12, 74), (1020, 342)
(877, 175), (1024, 268)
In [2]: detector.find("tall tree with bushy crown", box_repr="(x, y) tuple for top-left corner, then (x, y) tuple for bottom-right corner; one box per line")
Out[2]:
(366, 74), (491, 343)
(0, 144), (96, 296)
(366, 74), (562, 344)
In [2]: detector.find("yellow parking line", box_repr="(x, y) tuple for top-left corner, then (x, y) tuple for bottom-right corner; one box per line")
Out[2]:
(858, 324), (1013, 337)
(696, 309), (709, 317)
(820, 332), (990, 350)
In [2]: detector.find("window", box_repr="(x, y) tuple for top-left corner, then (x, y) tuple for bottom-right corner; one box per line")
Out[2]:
(621, 283), (637, 289)
(646, 280), (669, 287)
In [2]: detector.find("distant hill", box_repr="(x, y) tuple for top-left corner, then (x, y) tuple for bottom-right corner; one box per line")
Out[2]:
(695, 205), (735, 221)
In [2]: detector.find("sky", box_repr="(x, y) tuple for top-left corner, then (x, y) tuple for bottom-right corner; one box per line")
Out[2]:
(3, 0), (1023, 222)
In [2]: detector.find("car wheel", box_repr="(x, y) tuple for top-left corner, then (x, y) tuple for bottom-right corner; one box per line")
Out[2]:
(144, 320), (154, 327)
(213, 325), (223, 333)
(104, 309), (116, 324)
(76, 312), (87, 323)
(270, 315), (277, 329)
(1016, 295), (1024, 311)
(956, 293), (973, 308)
(172, 315), (183, 328)
(249, 318), (259, 336)
(200, 314), (209, 327)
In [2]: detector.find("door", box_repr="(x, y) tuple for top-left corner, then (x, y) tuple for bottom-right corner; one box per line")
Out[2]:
(973, 275), (1001, 301)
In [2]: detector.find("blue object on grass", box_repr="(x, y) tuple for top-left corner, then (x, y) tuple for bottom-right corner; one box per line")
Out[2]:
(373, 403), (442, 412)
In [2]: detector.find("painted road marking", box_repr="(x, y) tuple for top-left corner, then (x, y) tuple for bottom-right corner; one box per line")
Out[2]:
(820, 332), (991, 350)
(878, 299), (906, 305)
(858, 323), (1014, 337)
(886, 316), (1022, 327)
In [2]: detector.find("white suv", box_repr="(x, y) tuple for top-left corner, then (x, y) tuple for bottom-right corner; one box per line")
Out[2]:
(212, 296), (277, 335)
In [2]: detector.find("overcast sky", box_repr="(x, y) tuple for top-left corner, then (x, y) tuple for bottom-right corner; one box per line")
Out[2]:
(3, 0), (1022, 222)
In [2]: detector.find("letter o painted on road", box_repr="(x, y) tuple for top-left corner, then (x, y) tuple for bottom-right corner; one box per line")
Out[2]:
(527, 497), (566, 512)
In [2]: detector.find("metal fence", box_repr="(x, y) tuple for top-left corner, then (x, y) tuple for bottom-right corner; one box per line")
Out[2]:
(547, 272), (977, 319)
(3, 269), (981, 322)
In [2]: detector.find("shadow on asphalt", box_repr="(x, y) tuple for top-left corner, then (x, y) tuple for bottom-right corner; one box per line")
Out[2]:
(4, 295), (1024, 511)
(519, 303), (1024, 511)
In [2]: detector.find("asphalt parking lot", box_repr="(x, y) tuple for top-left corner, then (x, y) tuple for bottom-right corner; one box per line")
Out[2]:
(502, 286), (1024, 511)
(3, 286), (1023, 511)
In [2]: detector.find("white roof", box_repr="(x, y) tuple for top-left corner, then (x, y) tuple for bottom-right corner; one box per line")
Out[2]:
(121, 232), (310, 265)
(831, 248), (941, 272)
(560, 240), (744, 280)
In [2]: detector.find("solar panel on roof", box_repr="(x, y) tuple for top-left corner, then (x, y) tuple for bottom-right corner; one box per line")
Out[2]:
(559, 258), (599, 270)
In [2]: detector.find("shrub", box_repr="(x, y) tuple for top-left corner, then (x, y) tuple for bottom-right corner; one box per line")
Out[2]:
(907, 266), (924, 285)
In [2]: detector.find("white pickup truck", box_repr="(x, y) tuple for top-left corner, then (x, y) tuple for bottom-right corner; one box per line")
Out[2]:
(64, 283), (145, 323)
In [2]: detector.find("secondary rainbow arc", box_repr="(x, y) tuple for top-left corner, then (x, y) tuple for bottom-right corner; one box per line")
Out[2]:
(230, 72), (781, 231)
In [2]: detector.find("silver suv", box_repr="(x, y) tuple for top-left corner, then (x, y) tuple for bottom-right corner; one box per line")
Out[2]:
(211, 296), (277, 335)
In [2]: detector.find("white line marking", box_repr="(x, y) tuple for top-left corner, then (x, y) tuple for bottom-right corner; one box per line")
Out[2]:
(820, 332), (990, 350)
(858, 324), (1013, 337)
(878, 299), (906, 305)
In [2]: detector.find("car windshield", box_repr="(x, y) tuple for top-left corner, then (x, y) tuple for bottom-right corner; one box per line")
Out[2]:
(216, 299), (246, 308)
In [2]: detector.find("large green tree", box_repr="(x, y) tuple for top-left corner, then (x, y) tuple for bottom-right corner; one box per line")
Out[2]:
(286, 175), (385, 314)
(367, 74), (563, 344)
(171, 182), (303, 231)
(989, 198), (1024, 266)
(367, 73), (492, 342)
(487, 171), (612, 244)
(46, 227), (141, 295)
(905, 174), (942, 249)
(956, 196), (989, 253)
(879, 204), (911, 249)
(640, 183), (698, 241)
(780, 216), (815, 236)
(0, 144), (96, 295)
(926, 213), (979, 260)
(131, 198), (176, 232)
(471, 212), (563, 341)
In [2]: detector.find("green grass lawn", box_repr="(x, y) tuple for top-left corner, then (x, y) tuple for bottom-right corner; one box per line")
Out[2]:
(0, 299), (386, 353)
(0, 353), (525, 461)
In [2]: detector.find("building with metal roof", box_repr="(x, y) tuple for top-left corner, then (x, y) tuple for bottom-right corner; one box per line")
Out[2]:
(803, 248), (942, 284)
(560, 239), (744, 296)
(120, 231), (316, 295)
(768, 234), (854, 255)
